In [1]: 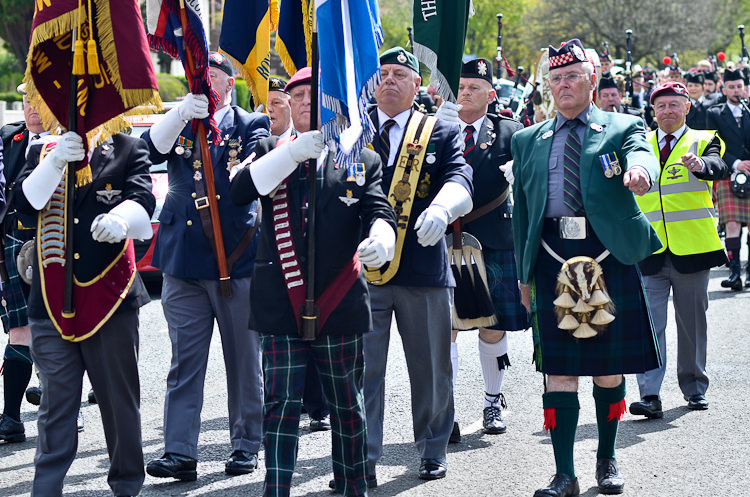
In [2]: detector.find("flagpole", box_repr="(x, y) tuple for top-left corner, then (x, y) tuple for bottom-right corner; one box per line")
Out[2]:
(63, 28), (79, 317)
(300, 4), (319, 341)
(177, 0), (233, 298)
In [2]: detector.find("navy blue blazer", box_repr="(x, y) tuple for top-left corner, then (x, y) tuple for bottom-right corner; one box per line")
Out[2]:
(142, 106), (270, 280)
(370, 108), (474, 288)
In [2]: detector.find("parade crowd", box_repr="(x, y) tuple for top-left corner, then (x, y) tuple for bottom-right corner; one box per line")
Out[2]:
(1, 36), (747, 497)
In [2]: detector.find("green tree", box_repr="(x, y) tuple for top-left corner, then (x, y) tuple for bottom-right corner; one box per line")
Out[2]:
(0, 0), (34, 72)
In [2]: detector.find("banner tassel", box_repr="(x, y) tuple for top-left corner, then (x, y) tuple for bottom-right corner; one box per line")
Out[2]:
(86, 0), (99, 74)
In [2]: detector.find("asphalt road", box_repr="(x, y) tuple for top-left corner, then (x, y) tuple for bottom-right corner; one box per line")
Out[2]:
(1, 267), (749, 496)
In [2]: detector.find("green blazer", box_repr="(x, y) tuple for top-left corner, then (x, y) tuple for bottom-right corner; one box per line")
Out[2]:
(511, 106), (662, 283)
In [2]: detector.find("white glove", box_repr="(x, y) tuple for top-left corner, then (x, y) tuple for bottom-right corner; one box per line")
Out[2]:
(357, 218), (396, 268)
(91, 212), (128, 243)
(414, 205), (450, 247)
(434, 101), (462, 123)
(177, 93), (209, 121)
(149, 93), (209, 154)
(500, 160), (514, 186)
(288, 131), (325, 163)
(111, 199), (153, 240)
(22, 132), (85, 210)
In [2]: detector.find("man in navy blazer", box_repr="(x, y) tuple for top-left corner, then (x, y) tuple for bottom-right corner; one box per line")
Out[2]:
(144, 52), (269, 481)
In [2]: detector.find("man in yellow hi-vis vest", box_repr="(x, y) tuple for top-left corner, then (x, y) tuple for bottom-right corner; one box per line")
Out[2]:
(631, 81), (729, 419)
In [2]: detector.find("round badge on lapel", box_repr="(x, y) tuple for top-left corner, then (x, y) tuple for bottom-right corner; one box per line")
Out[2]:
(13, 133), (23, 142)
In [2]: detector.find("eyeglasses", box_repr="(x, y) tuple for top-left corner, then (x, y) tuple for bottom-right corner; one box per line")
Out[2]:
(547, 73), (588, 86)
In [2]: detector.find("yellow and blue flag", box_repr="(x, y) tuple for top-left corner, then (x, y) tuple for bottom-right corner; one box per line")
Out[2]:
(276, 0), (312, 77)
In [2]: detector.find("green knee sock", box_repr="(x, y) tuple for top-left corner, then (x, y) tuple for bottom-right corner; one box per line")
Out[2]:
(593, 380), (626, 460)
(543, 392), (579, 479)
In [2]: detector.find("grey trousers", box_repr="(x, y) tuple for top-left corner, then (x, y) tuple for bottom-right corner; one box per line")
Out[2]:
(29, 311), (143, 497)
(161, 274), (263, 459)
(638, 258), (710, 399)
(363, 285), (454, 472)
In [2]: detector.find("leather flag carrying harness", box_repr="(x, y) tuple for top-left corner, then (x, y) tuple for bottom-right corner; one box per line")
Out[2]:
(365, 111), (436, 285)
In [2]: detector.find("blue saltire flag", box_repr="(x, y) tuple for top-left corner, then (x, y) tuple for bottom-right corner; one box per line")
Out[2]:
(317, 0), (383, 165)
(276, 0), (311, 77)
(146, 0), (221, 142)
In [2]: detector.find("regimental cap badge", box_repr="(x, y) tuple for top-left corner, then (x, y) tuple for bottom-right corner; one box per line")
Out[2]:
(548, 39), (588, 69)
(397, 51), (407, 64)
(571, 45), (586, 62)
(477, 60), (488, 76)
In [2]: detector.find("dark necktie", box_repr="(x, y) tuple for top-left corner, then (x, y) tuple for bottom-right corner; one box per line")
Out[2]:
(463, 125), (476, 164)
(659, 133), (674, 165)
(32, 134), (40, 140)
(379, 119), (396, 166)
(563, 119), (584, 215)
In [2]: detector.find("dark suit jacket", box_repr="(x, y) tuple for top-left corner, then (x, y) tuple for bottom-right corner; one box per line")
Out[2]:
(370, 108), (474, 287)
(461, 113), (522, 251)
(16, 133), (155, 319)
(0, 122), (32, 230)
(706, 103), (750, 167)
(230, 139), (397, 336)
(686, 98), (711, 130)
(142, 106), (270, 280)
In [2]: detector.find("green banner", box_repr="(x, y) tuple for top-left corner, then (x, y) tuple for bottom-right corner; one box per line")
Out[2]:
(412, 0), (471, 103)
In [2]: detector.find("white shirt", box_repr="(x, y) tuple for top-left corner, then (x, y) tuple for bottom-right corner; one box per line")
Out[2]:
(213, 105), (231, 129)
(376, 108), (411, 167)
(26, 130), (50, 158)
(657, 123), (705, 172)
(458, 115), (486, 136)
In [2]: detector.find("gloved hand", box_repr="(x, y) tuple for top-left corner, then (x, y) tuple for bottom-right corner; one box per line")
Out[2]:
(357, 218), (396, 268)
(434, 101), (462, 123)
(90, 212), (128, 243)
(288, 131), (325, 163)
(177, 93), (209, 121)
(414, 205), (450, 247)
(22, 132), (85, 210)
(500, 160), (514, 186)
(49, 132), (85, 172)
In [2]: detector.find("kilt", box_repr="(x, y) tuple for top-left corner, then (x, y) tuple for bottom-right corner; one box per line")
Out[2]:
(1, 231), (34, 333)
(483, 248), (530, 331)
(716, 178), (750, 225)
(530, 221), (661, 376)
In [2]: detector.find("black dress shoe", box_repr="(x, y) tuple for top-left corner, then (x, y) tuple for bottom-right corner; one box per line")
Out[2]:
(146, 453), (197, 481)
(309, 413), (331, 432)
(225, 450), (258, 475)
(596, 458), (624, 494)
(629, 396), (663, 419)
(482, 405), (507, 434)
(448, 421), (461, 443)
(418, 457), (447, 480)
(533, 473), (580, 497)
(686, 394), (709, 410)
(88, 389), (97, 404)
(328, 474), (378, 490)
(25, 386), (42, 406)
(0, 414), (26, 443)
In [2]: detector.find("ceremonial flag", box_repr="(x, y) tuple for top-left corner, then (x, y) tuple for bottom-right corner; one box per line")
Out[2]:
(24, 0), (161, 152)
(276, 0), (312, 76)
(219, 0), (276, 110)
(317, 0), (382, 165)
(412, 0), (471, 103)
(146, 0), (221, 141)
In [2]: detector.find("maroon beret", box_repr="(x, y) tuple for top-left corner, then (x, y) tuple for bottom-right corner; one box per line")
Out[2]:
(285, 67), (312, 93)
(649, 81), (689, 104)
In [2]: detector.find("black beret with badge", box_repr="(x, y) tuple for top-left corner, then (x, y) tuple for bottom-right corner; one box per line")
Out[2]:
(461, 58), (493, 85)
(209, 51), (234, 77)
(380, 47), (420, 74)
(548, 39), (589, 70)
(269, 76), (288, 93)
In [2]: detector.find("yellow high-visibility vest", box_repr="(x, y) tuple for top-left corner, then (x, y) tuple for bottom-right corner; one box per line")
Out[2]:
(637, 128), (725, 255)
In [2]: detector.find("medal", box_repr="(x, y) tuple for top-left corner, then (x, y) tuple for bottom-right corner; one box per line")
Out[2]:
(175, 145), (185, 155)
(480, 143), (488, 150)
(184, 149), (192, 159)
(425, 153), (436, 164)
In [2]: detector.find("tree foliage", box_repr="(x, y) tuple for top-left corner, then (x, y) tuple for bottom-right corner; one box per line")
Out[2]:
(0, 0), (34, 72)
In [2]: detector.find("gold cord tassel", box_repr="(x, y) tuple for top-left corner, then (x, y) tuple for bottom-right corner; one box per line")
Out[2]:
(73, 0), (86, 75)
(86, 0), (99, 74)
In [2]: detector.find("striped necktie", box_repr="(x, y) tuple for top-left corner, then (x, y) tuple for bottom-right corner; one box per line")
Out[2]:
(463, 125), (476, 164)
(659, 134), (674, 165)
(379, 119), (396, 166)
(563, 119), (584, 215)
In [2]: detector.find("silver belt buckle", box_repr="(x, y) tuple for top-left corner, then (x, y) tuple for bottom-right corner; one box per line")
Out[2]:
(559, 217), (586, 239)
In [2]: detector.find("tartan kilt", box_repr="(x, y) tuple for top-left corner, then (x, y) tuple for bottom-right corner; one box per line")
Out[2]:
(1, 230), (34, 333)
(483, 248), (530, 332)
(530, 227), (661, 376)
(716, 178), (750, 225)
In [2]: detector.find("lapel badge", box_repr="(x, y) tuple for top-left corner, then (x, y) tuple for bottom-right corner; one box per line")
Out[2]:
(590, 123), (603, 132)
(542, 130), (554, 140)
(339, 189), (360, 206)
(425, 153), (437, 164)
(13, 133), (23, 142)
(96, 183), (122, 205)
(480, 142), (488, 150)
(193, 160), (202, 170)
(193, 170), (202, 182)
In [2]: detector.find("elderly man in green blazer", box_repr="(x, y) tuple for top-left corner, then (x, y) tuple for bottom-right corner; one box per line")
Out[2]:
(509, 39), (662, 497)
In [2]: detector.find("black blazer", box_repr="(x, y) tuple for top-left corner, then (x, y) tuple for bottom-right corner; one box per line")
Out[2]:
(230, 138), (397, 337)
(0, 122), (30, 230)
(706, 103), (750, 166)
(16, 133), (155, 319)
(686, 99), (711, 130)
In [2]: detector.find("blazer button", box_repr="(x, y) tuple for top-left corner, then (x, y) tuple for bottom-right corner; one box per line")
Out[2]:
(74, 218), (79, 224)
(187, 220), (193, 226)
(192, 192), (197, 198)
(74, 253), (80, 260)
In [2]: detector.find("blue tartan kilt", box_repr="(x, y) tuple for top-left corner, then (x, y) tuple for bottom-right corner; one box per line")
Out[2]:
(530, 225), (661, 376)
(1, 230), (34, 333)
(484, 248), (530, 332)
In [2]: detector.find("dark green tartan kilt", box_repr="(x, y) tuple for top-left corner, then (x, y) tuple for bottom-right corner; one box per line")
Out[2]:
(530, 226), (661, 376)
(484, 248), (530, 332)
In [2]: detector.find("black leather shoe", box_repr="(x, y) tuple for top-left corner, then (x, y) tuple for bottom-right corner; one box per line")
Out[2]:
(146, 453), (197, 481)
(721, 259), (743, 290)
(533, 473), (580, 497)
(88, 389), (97, 404)
(0, 414), (26, 443)
(448, 421), (461, 443)
(309, 414), (331, 432)
(686, 394), (709, 410)
(483, 405), (507, 434)
(629, 396), (663, 419)
(328, 474), (378, 490)
(418, 457), (447, 480)
(596, 458), (624, 494)
(25, 386), (42, 406)
(225, 450), (258, 475)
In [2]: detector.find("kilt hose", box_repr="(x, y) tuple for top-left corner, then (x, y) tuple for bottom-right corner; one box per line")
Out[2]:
(1, 230), (35, 332)
(261, 334), (368, 497)
(530, 222), (661, 376)
(483, 248), (530, 332)
(716, 178), (750, 225)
